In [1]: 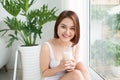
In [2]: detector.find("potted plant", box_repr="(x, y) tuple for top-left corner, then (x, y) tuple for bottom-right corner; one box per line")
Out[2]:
(0, 0), (57, 47)
(0, 0), (57, 80)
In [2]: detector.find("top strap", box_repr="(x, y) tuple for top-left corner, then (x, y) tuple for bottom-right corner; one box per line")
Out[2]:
(45, 42), (54, 59)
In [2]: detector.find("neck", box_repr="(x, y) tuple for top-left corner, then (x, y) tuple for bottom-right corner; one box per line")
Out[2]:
(55, 39), (71, 47)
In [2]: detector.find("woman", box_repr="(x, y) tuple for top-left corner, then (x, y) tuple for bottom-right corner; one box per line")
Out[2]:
(40, 10), (91, 80)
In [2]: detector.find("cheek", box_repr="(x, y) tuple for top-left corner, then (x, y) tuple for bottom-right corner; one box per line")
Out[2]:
(58, 27), (64, 34)
(71, 31), (75, 36)
(57, 28), (60, 35)
(72, 33), (76, 39)
(57, 28), (62, 36)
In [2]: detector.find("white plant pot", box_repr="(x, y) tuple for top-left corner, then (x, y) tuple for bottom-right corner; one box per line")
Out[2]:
(19, 45), (41, 80)
(111, 65), (120, 77)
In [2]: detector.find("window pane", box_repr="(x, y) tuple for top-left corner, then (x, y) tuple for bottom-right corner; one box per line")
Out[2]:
(90, 0), (120, 80)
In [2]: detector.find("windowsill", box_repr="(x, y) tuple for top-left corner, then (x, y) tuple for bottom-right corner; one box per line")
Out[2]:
(89, 66), (120, 80)
(89, 67), (104, 80)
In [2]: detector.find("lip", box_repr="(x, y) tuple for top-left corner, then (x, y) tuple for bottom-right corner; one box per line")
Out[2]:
(62, 34), (70, 38)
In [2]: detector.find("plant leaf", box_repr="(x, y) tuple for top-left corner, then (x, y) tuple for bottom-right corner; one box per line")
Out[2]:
(0, 0), (21, 16)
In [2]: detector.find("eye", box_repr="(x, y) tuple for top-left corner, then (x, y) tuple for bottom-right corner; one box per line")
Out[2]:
(61, 25), (66, 28)
(70, 27), (75, 30)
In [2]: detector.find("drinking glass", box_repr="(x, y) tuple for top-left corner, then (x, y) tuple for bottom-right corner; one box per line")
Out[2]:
(63, 47), (73, 60)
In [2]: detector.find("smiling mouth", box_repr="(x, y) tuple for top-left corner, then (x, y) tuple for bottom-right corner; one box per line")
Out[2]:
(62, 34), (70, 38)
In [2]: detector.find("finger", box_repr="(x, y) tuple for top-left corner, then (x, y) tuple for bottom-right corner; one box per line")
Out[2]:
(64, 60), (72, 65)
(66, 67), (74, 72)
(65, 65), (75, 70)
(71, 62), (76, 66)
(67, 69), (73, 72)
(64, 63), (72, 67)
(65, 66), (71, 70)
(64, 61), (75, 67)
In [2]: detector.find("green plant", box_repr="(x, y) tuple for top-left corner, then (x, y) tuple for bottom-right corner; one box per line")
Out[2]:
(0, 0), (57, 47)
(91, 5), (108, 20)
(115, 13), (120, 30)
(106, 13), (120, 31)
(91, 40), (115, 65)
(91, 40), (120, 66)
(113, 43), (120, 66)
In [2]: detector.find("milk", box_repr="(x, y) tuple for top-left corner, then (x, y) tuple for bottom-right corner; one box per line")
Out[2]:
(63, 47), (73, 60)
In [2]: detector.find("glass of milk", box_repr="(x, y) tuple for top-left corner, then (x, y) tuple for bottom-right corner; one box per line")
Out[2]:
(63, 47), (73, 60)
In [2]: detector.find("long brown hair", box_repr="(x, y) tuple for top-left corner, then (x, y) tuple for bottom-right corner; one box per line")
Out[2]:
(54, 10), (80, 46)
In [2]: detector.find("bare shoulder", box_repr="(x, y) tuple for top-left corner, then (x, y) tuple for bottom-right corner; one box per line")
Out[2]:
(40, 42), (50, 56)
(74, 43), (80, 50)
(73, 43), (80, 61)
(41, 42), (48, 50)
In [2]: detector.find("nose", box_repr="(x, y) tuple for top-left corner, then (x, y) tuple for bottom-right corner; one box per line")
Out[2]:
(65, 29), (70, 35)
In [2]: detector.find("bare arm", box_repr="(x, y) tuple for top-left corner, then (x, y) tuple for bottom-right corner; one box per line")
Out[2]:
(40, 43), (62, 77)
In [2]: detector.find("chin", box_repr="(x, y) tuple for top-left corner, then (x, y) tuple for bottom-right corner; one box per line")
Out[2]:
(59, 36), (73, 42)
(61, 38), (71, 42)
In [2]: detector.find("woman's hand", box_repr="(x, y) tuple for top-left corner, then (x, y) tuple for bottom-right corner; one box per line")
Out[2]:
(57, 59), (76, 72)
(57, 59), (69, 71)
(65, 59), (76, 72)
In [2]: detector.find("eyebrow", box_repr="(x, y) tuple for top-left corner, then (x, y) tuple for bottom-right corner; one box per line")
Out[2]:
(60, 24), (75, 27)
(60, 24), (66, 26)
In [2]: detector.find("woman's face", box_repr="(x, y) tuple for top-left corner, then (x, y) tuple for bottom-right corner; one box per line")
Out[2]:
(57, 18), (75, 42)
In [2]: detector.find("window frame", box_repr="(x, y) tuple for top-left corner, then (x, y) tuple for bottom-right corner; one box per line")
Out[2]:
(89, 0), (120, 80)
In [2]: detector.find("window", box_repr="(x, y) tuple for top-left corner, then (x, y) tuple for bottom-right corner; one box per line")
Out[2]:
(90, 0), (120, 79)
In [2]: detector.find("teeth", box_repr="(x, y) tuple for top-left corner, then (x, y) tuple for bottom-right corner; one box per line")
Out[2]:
(63, 34), (69, 38)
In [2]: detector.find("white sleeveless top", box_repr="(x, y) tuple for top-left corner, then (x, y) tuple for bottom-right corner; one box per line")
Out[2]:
(44, 42), (66, 80)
